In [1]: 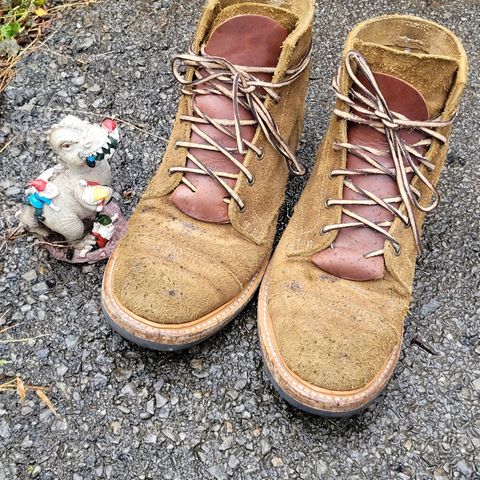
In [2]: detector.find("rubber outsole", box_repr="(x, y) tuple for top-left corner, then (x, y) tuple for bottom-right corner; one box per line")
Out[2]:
(261, 356), (384, 418)
(103, 305), (207, 351)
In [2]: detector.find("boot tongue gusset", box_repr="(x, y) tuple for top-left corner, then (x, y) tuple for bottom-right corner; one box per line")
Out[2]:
(312, 71), (430, 281)
(170, 14), (290, 223)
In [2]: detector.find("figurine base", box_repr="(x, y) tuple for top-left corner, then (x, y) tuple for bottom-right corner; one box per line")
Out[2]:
(45, 202), (127, 264)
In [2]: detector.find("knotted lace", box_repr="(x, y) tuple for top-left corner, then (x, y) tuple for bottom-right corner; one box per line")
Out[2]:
(169, 44), (311, 211)
(323, 50), (454, 258)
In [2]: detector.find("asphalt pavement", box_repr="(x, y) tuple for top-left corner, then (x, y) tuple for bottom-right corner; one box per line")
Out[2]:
(0, 0), (479, 478)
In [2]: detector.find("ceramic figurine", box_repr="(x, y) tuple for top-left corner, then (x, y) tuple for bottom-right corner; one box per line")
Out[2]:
(18, 115), (126, 263)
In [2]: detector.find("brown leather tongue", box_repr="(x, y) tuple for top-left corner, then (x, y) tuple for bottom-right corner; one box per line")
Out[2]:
(170, 15), (290, 223)
(312, 72), (429, 281)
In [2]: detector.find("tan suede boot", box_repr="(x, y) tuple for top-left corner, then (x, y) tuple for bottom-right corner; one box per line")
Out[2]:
(258, 15), (468, 415)
(102, 0), (314, 349)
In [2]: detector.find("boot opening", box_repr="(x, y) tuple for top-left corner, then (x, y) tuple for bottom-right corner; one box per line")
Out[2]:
(353, 15), (465, 59)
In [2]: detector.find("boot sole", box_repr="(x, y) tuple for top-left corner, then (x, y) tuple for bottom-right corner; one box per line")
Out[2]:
(102, 250), (270, 351)
(257, 267), (402, 416)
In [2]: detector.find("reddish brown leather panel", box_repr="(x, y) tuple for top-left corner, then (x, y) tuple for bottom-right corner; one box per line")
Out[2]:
(312, 73), (429, 281)
(170, 15), (290, 223)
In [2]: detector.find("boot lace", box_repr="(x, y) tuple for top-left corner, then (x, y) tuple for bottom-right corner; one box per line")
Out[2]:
(323, 50), (455, 257)
(169, 44), (311, 211)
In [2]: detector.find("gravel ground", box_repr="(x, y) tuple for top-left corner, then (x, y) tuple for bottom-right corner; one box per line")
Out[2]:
(0, 0), (479, 479)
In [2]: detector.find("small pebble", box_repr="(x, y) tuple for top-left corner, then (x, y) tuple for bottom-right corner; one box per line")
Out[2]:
(32, 282), (49, 294)
(22, 269), (37, 282)
(6, 186), (21, 196)
(71, 75), (86, 86)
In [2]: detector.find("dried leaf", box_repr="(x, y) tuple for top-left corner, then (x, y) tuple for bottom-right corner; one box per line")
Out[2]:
(16, 377), (26, 406)
(35, 389), (60, 418)
(34, 8), (48, 17)
(38, 264), (49, 276)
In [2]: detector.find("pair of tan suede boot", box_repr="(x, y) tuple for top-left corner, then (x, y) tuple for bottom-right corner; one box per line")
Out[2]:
(101, 0), (468, 416)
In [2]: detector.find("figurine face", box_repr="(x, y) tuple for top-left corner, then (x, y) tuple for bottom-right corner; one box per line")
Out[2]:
(93, 221), (115, 239)
(48, 115), (119, 168)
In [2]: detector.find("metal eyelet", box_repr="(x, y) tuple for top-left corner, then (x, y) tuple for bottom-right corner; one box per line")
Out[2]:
(332, 141), (342, 152)
(320, 226), (327, 235)
(324, 200), (331, 209)
(247, 176), (255, 186)
(394, 245), (402, 257)
(239, 204), (246, 213)
(256, 148), (264, 160)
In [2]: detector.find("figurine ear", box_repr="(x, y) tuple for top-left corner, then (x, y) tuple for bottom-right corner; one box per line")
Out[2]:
(47, 127), (60, 147)
(47, 126), (57, 144)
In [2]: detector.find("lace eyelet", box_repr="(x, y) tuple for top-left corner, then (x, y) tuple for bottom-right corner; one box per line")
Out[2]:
(239, 204), (246, 213)
(247, 176), (255, 186)
(324, 200), (331, 209)
(174, 142), (180, 150)
(394, 245), (402, 257)
(256, 148), (264, 160)
(320, 226), (327, 235)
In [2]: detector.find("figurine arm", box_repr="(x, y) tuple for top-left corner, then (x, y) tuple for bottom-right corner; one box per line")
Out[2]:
(38, 167), (57, 182)
(73, 183), (99, 211)
(74, 182), (113, 211)
(47, 202), (61, 212)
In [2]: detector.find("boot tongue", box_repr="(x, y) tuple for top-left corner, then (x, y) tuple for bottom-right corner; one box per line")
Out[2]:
(312, 72), (430, 281)
(353, 41), (459, 117)
(170, 14), (290, 223)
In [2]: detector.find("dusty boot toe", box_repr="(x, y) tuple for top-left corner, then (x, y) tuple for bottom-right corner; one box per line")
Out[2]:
(268, 282), (399, 392)
(103, 198), (273, 349)
(111, 241), (242, 325)
(259, 259), (406, 415)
